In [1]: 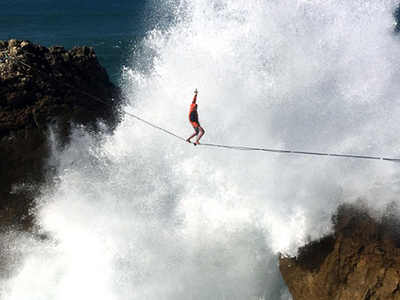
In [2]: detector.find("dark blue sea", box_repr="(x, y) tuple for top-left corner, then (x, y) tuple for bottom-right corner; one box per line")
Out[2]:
(1, 0), (160, 84)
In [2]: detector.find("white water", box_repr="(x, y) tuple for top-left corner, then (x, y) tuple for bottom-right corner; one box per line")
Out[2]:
(2, 0), (400, 299)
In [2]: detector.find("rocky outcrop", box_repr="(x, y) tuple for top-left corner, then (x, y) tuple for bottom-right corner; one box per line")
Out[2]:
(0, 39), (120, 230)
(0, 39), (119, 133)
(279, 203), (400, 300)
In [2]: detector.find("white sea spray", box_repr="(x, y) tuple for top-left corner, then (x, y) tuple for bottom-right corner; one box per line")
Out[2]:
(2, 1), (400, 299)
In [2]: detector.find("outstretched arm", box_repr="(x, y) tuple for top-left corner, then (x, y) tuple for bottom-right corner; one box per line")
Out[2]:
(192, 89), (198, 103)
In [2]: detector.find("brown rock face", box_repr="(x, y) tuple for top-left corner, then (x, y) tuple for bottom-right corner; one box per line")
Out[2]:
(279, 203), (400, 300)
(0, 39), (120, 230)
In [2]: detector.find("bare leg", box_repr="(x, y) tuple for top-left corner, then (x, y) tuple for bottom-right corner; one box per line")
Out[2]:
(195, 127), (205, 145)
(186, 132), (197, 143)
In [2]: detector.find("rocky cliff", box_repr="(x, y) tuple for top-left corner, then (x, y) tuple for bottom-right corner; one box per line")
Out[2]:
(280, 203), (400, 300)
(0, 39), (120, 231)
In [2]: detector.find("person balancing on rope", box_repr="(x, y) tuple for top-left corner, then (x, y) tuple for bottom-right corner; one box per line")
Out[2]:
(186, 88), (205, 145)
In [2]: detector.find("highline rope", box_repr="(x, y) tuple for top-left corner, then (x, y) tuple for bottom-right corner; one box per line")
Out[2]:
(2, 53), (400, 163)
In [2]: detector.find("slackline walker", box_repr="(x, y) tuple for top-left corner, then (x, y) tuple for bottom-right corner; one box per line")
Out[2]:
(2, 54), (400, 163)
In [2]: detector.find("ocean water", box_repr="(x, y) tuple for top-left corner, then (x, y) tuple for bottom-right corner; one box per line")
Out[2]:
(1, 0), (152, 83)
(2, 0), (400, 299)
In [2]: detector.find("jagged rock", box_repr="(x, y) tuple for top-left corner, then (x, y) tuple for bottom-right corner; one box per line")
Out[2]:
(0, 39), (119, 132)
(0, 39), (120, 230)
(279, 203), (400, 300)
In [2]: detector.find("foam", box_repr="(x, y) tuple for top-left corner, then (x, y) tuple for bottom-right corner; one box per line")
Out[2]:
(3, 1), (400, 299)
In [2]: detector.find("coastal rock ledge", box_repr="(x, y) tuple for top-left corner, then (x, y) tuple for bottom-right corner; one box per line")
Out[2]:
(0, 39), (119, 230)
(280, 203), (400, 300)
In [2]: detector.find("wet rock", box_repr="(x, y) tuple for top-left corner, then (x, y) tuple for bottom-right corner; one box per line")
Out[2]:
(0, 39), (121, 231)
(279, 203), (400, 300)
